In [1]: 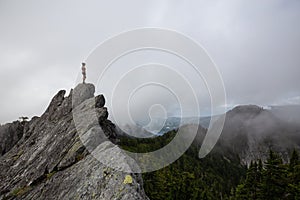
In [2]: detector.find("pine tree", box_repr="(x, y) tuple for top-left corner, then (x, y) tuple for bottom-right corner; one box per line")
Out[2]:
(234, 183), (248, 199)
(289, 149), (299, 171)
(232, 150), (300, 200)
(261, 150), (288, 200)
(246, 162), (258, 199)
(256, 159), (264, 199)
(287, 149), (300, 199)
(234, 161), (263, 200)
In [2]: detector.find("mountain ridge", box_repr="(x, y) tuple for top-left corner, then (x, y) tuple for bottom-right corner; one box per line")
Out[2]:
(0, 83), (149, 200)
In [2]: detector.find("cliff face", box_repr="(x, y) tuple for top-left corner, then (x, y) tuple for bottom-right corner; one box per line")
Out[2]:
(0, 83), (148, 200)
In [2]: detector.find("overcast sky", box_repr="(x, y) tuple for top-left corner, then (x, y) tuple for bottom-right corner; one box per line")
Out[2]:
(0, 0), (300, 124)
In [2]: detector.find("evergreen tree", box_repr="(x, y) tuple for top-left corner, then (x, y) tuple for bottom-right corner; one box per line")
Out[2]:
(256, 159), (264, 199)
(289, 149), (299, 171)
(234, 161), (263, 200)
(261, 150), (288, 200)
(287, 149), (300, 199)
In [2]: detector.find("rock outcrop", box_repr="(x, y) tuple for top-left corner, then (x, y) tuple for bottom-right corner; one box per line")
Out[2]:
(0, 121), (26, 156)
(0, 83), (148, 200)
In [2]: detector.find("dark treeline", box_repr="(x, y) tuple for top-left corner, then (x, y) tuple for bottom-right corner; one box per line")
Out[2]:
(119, 132), (300, 200)
(232, 150), (300, 200)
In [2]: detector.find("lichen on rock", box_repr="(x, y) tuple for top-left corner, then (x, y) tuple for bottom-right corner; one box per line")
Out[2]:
(123, 175), (133, 184)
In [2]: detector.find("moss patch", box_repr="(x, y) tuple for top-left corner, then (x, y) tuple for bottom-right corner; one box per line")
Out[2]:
(46, 171), (57, 180)
(11, 186), (31, 197)
(12, 150), (24, 160)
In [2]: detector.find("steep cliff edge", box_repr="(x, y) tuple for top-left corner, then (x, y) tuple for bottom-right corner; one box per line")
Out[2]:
(0, 83), (148, 200)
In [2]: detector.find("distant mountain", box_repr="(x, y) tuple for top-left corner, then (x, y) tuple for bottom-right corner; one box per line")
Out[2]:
(137, 116), (214, 135)
(144, 105), (300, 164)
(210, 105), (300, 164)
(116, 124), (156, 138)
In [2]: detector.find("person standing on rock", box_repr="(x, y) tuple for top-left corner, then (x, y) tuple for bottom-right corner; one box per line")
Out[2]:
(81, 62), (86, 83)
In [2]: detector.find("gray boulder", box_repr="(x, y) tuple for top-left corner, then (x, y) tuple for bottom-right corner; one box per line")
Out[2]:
(72, 83), (95, 107)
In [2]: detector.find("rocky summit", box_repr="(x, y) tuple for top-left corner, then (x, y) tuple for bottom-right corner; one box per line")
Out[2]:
(0, 83), (149, 200)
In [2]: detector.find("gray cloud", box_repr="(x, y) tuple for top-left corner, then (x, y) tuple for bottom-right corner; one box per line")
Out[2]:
(0, 0), (300, 124)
